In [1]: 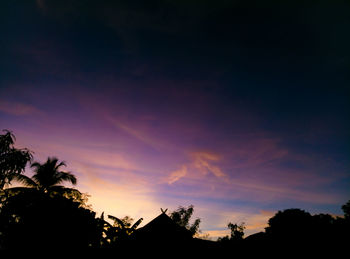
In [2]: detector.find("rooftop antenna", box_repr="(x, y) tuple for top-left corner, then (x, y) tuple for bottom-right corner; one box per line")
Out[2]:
(161, 208), (168, 214)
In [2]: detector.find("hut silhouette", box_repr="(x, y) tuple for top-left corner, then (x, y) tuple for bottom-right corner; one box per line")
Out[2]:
(121, 208), (217, 255)
(134, 208), (193, 244)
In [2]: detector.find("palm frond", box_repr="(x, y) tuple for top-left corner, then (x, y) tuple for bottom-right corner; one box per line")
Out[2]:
(131, 218), (143, 230)
(47, 157), (66, 172)
(108, 215), (125, 228)
(13, 174), (38, 188)
(55, 160), (66, 169)
(57, 171), (77, 185)
(29, 157), (77, 187)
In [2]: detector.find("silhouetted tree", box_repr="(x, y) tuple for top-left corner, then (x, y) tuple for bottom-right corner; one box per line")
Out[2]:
(335, 199), (350, 250)
(0, 130), (32, 190)
(311, 213), (336, 244)
(8, 157), (83, 203)
(342, 200), (350, 219)
(264, 206), (350, 254)
(265, 208), (312, 239)
(169, 205), (201, 236)
(217, 222), (245, 243)
(16, 157), (76, 190)
(229, 222), (245, 241)
(264, 208), (316, 254)
(0, 154), (101, 249)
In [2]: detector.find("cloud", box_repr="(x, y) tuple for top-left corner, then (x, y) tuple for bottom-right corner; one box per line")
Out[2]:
(168, 165), (187, 185)
(160, 141), (341, 205)
(191, 151), (226, 178)
(166, 151), (226, 185)
(105, 115), (165, 151)
(0, 100), (44, 116)
(24, 140), (140, 173)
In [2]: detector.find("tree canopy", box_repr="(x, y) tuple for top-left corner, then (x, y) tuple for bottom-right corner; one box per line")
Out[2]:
(169, 205), (201, 237)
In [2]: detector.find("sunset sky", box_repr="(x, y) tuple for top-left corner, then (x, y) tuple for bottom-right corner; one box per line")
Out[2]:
(1, 0), (349, 239)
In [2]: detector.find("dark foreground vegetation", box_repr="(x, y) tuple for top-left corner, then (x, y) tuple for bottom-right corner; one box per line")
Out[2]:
(0, 130), (349, 255)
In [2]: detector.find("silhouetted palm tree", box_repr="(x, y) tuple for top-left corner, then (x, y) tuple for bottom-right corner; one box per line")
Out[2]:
(10, 157), (81, 200)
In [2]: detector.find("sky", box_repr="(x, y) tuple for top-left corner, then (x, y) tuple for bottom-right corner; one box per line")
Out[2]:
(1, 0), (350, 239)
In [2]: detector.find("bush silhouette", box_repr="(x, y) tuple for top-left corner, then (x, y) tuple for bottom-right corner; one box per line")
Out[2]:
(0, 191), (100, 249)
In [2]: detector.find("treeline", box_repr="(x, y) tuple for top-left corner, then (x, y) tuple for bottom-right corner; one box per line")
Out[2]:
(217, 206), (350, 256)
(0, 130), (349, 252)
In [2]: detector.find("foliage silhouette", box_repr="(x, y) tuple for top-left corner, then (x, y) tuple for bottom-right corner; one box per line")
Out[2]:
(265, 208), (312, 240)
(228, 222), (245, 241)
(218, 222), (245, 243)
(0, 130), (32, 190)
(263, 207), (350, 255)
(0, 190), (100, 249)
(102, 215), (143, 246)
(7, 157), (84, 205)
(342, 200), (350, 219)
(169, 205), (201, 237)
(15, 157), (76, 190)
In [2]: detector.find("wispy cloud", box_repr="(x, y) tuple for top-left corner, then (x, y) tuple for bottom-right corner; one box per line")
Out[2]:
(167, 151), (226, 185)
(162, 134), (343, 206)
(0, 100), (44, 116)
(105, 115), (166, 151)
(191, 151), (226, 178)
(168, 165), (187, 185)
